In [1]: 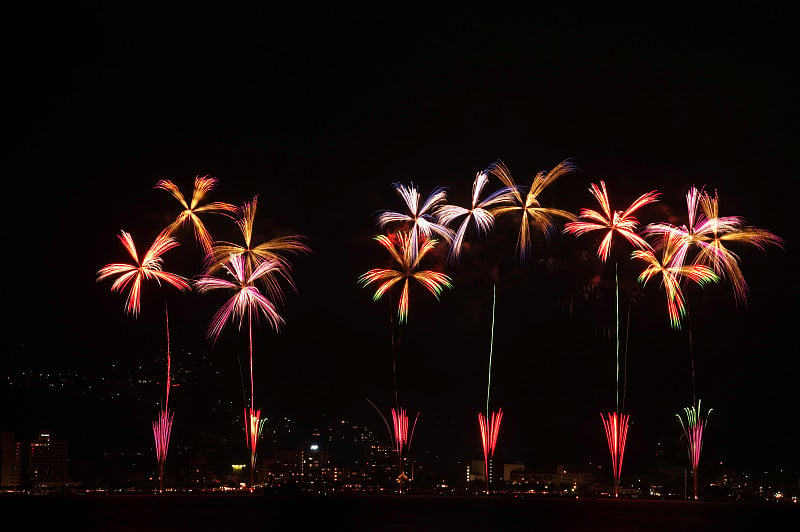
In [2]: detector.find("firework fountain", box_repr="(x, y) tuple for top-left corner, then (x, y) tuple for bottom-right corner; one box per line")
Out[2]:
(477, 286), (502, 494)
(362, 184), (454, 489)
(97, 231), (190, 492)
(437, 167), (514, 494)
(194, 195), (309, 489)
(564, 181), (659, 497)
(359, 231), (451, 487)
(195, 254), (286, 489)
(642, 185), (782, 498)
(676, 400), (712, 500)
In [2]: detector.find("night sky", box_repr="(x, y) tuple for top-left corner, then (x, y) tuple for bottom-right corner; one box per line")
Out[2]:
(4, 6), (797, 477)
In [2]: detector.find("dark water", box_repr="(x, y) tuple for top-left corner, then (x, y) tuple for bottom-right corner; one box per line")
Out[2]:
(2, 494), (797, 531)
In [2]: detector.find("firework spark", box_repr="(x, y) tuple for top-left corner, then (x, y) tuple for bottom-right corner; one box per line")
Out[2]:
(97, 231), (190, 316)
(359, 232), (453, 324)
(632, 233), (720, 330)
(600, 411), (629, 498)
(377, 182), (454, 262)
(437, 170), (514, 262)
(155, 175), (237, 255)
(564, 181), (659, 262)
(488, 159), (577, 262)
(195, 253), (287, 488)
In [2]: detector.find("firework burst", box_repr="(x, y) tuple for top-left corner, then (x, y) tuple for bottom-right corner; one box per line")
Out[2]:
(377, 182), (454, 262)
(97, 231), (190, 316)
(488, 159), (577, 262)
(436, 170), (514, 262)
(563, 181), (659, 262)
(154, 175), (237, 255)
(359, 232), (452, 324)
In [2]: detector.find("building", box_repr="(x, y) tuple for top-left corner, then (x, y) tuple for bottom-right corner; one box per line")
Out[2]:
(28, 432), (68, 491)
(1, 432), (23, 489)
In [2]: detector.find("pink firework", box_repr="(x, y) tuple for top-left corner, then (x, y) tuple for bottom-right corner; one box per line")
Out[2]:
(390, 407), (419, 485)
(600, 411), (630, 498)
(245, 406), (266, 480)
(478, 409), (503, 493)
(677, 400), (712, 500)
(98, 231), (188, 493)
(152, 408), (174, 491)
(563, 181), (659, 262)
(195, 253), (287, 488)
(97, 231), (190, 317)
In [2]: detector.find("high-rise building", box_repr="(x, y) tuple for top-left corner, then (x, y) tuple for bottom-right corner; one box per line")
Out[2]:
(1, 432), (23, 489)
(29, 432), (68, 490)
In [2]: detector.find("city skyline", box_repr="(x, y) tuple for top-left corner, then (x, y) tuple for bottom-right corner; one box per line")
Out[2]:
(3, 5), (797, 493)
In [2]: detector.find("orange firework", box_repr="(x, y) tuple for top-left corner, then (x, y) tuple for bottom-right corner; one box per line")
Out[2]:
(488, 159), (577, 262)
(359, 232), (453, 324)
(155, 175), (237, 255)
(206, 196), (311, 303)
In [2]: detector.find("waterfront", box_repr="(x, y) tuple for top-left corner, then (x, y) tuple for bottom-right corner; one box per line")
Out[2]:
(2, 494), (797, 531)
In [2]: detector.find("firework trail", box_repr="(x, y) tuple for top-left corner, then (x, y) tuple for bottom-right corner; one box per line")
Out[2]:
(642, 188), (779, 499)
(676, 399), (712, 500)
(436, 170), (514, 262)
(195, 253), (287, 488)
(377, 182), (454, 263)
(155, 175), (237, 255)
(487, 159), (577, 262)
(206, 196), (311, 304)
(359, 232), (453, 324)
(97, 231), (189, 492)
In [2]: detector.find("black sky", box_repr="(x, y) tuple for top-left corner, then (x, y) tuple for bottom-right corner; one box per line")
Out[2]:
(3, 6), (798, 474)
